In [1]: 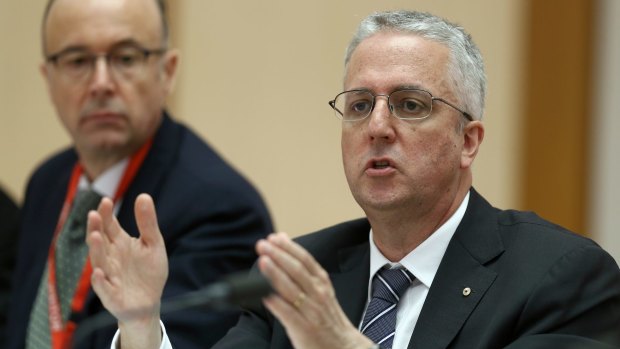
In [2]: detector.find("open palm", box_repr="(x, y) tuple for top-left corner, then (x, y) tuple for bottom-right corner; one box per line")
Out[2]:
(86, 194), (169, 322)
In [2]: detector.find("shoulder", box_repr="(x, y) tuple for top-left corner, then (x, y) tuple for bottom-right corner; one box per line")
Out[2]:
(144, 116), (272, 230)
(497, 209), (599, 253)
(294, 218), (369, 260)
(149, 116), (267, 205)
(494, 211), (620, 342)
(464, 189), (601, 259)
(162, 117), (259, 191)
(459, 189), (616, 282)
(481, 208), (620, 297)
(24, 147), (76, 195)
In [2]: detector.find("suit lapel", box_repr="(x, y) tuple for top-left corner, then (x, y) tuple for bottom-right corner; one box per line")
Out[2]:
(408, 189), (504, 349)
(332, 242), (371, 326)
(83, 113), (179, 309)
(407, 240), (498, 349)
(116, 113), (180, 237)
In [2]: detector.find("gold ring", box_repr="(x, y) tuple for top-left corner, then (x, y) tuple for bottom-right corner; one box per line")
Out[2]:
(293, 292), (306, 309)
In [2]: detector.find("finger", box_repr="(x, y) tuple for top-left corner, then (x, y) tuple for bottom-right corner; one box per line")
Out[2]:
(134, 194), (163, 247)
(257, 240), (310, 293)
(269, 233), (324, 277)
(90, 267), (119, 314)
(90, 268), (108, 295)
(262, 294), (306, 330)
(98, 197), (122, 241)
(86, 209), (103, 242)
(258, 242), (335, 329)
(258, 252), (305, 306)
(87, 228), (110, 276)
(260, 234), (331, 296)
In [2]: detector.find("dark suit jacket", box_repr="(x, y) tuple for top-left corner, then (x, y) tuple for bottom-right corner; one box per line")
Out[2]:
(0, 188), (20, 347)
(7, 113), (273, 349)
(215, 189), (620, 349)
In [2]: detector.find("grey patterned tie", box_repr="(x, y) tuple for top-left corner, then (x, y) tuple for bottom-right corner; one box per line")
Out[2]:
(26, 189), (102, 349)
(360, 267), (414, 349)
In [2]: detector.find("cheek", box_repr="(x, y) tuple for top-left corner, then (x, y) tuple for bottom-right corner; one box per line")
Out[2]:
(402, 130), (459, 172)
(341, 127), (361, 158)
(118, 81), (159, 117)
(430, 135), (462, 174)
(341, 129), (361, 181)
(132, 77), (166, 108)
(49, 84), (83, 128)
(49, 81), (73, 107)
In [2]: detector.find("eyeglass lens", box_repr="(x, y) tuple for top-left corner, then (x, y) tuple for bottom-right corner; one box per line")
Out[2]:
(53, 46), (151, 80)
(333, 89), (433, 121)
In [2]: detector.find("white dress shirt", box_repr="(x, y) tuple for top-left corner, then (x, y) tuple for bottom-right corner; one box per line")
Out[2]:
(78, 158), (129, 213)
(363, 192), (469, 349)
(111, 192), (470, 349)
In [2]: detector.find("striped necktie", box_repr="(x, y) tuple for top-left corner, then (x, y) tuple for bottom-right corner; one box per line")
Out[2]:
(360, 267), (414, 348)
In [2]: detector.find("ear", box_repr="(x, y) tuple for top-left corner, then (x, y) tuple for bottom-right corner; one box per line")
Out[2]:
(40, 61), (53, 96)
(160, 48), (180, 96)
(40, 61), (48, 79)
(461, 120), (484, 169)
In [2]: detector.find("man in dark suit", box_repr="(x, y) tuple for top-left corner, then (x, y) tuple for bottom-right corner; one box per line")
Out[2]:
(6, 0), (273, 348)
(88, 10), (620, 349)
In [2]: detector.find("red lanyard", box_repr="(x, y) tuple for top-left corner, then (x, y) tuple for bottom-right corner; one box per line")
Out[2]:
(47, 139), (152, 349)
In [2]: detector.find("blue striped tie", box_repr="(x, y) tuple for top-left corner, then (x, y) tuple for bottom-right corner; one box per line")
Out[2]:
(361, 267), (414, 348)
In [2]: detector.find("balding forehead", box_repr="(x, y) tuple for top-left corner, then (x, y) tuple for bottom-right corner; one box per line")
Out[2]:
(42, 0), (167, 53)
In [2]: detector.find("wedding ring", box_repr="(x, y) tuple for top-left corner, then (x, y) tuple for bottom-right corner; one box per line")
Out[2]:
(293, 292), (306, 309)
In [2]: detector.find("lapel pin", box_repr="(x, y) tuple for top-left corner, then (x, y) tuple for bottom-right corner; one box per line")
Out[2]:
(462, 287), (472, 297)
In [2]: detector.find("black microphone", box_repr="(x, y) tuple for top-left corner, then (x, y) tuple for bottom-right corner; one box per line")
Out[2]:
(72, 271), (272, 346)
(161, 271), (273, 313)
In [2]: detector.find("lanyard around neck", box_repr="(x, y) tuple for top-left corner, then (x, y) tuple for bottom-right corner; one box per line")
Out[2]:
(47, 139), (152, 349)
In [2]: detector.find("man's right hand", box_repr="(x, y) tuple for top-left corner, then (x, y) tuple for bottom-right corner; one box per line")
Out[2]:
(86, 193), (168, 349)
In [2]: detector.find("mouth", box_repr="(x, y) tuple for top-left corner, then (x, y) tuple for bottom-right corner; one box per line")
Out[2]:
(365, 158), (396, 174)
(81, 110), (125, 121)
(86, 110), (120, 117)
(372, 160), (391, 169)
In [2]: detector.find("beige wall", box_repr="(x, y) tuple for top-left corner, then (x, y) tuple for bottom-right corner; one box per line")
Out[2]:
(1, 1), (524, 237)
(1, 0), (67, 200)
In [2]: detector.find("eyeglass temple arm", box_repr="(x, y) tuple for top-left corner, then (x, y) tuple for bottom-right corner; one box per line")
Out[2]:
(434, 98), (474, 121)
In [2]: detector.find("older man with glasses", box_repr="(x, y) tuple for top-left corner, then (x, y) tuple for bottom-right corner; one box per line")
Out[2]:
(5, 1), (274, 349)
(89, 9), (619, 349)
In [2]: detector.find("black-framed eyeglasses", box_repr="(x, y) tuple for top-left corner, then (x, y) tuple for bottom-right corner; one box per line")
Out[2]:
(46, 44), (167, 81)
(328, 88), (473, 122)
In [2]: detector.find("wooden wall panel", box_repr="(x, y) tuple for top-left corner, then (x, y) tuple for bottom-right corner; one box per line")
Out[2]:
(522, 0), (595, 235)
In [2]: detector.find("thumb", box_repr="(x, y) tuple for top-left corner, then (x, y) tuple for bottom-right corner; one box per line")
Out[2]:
(134, 193), (163, 247)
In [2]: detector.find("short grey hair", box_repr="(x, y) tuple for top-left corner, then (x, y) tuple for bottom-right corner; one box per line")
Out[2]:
(345, 10), (486, 120)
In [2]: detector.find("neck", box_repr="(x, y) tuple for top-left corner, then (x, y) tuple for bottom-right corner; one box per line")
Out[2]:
(367, 176), (471, 262)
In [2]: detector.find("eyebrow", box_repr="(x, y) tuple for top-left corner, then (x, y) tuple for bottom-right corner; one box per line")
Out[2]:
(46, 39), (150, 58)
(345, 84), (428, 94)
(396, 84), (425, 91)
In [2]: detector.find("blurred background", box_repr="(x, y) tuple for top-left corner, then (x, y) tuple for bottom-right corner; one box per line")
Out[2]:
(1, 0), (618, 262)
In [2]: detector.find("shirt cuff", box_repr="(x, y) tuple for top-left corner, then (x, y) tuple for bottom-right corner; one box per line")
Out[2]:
(110, 320), (172, 349)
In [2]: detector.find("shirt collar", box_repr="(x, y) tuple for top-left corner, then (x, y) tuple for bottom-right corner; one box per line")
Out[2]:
(368, 191), (470, 288)
(77, 158), (130, 198)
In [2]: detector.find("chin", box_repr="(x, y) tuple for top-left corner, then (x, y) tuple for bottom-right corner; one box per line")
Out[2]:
(83, 136), (130, 154)
(355, 192), (405, 212)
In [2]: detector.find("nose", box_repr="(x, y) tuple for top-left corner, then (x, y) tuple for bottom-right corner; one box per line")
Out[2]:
(88, 56), (115, 97)
(367, 96), (396, 142)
